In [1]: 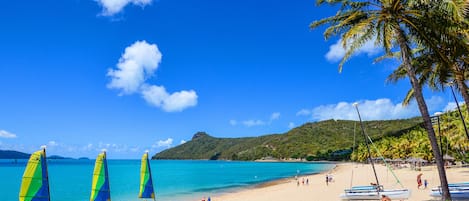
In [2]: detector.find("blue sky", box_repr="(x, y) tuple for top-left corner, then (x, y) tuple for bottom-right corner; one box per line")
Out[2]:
(0, 0), (460, 158)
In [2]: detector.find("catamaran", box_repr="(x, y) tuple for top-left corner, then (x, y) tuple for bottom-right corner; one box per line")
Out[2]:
(19, 147), (51, 201)
(90, 150), (111, 201)
(340, 103), (411, 200)
(430, 182), (469, 199)
(139, 151), (156, 201)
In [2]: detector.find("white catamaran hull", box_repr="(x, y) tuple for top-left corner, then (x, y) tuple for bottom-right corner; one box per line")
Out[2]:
(340, 189), (411, 200)
(430, 186), (469, 199)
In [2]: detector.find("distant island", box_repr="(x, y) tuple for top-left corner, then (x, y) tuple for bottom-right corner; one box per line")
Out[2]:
(153, 117), (423, 161)
(0, 150), (31, 159)
(0, 150), (72, 159)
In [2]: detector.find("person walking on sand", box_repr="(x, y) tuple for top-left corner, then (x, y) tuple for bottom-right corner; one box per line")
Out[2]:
(417, 173), (423, 189)
(424, 179), (428, 189)
(326, 174), (329, 186)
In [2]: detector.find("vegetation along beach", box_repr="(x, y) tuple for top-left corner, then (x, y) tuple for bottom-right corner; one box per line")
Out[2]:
(2, 0), (469, 201)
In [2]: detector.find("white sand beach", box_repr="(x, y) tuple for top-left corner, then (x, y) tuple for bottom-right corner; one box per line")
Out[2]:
(205, 163), (469, 201)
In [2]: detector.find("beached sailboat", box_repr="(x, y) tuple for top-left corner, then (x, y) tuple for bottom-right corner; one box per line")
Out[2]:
(430, 182), (469, 199)
(340, 103), (410, 200)
(19, 147), (51, 201)
(139, 151), (156, 200)
(90, 150), (111, 201)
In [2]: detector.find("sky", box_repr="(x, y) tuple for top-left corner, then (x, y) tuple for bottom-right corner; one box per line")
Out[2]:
(0, 0), (461, 158)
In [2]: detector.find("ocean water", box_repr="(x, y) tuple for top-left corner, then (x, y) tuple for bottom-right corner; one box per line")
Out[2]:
(0, 159), (334, 201)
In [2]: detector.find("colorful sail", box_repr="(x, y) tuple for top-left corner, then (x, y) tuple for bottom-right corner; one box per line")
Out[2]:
(90, 151), (111, 201)
(19, 148), (50, 201)
(138, 152), (155, 199)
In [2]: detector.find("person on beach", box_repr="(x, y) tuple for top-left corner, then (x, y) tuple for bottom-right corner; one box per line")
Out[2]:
(326, 175), (329, 186)
(381, 195), (391, 201)
(424, 179), (428, 189)
(207, 196), (211, 201)
(417, 173), (423, 189)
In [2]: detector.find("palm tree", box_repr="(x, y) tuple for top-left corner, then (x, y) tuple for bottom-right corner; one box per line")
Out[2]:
(310, 0), (451, 199)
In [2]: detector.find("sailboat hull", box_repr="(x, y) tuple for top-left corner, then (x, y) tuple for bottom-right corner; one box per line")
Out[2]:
(340, 188), (411, 200)
(430, 186), (469, 199)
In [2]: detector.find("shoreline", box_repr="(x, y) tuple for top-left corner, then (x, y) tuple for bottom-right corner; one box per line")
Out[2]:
(190, 163), (339, 201)
(201, 162), (469, 201)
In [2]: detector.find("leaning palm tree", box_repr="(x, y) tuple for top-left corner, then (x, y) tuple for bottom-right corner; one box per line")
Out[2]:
(310, 0), (451, 199)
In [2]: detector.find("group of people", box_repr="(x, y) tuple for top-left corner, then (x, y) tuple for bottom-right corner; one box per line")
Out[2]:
(325, 174), (333, 185)
(201, 196), (211, 201)
(296, 177), (309, 186)
(417, 173), (428, 189)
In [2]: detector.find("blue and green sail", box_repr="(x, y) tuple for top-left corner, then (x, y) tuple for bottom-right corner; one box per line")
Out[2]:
(19, 148), (50, 201)
(138, 152), (155, 200)
(90, 151), (111, 201)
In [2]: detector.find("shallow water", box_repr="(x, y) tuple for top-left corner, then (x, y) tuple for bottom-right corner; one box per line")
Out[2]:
(0, 159), (334, 201)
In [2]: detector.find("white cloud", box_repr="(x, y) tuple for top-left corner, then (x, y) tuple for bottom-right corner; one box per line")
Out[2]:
(270, 112), (280, 121)
(229, 120), (238, 126)
(180, 140), (187, 144)
(107, 40), (162, 94)
(156, 138), (173, 148)
(232, 112), (280, 127)
(141, 85), (198, 112)
(296, 109), (312, 116)
(107, 41), (198, 112)
(96, 0), (153, 16)
(288, 122), (295, 129)
(325, 39), (380, 62)
(443, 102), (458, 112)
(243, 120), (265, 127)
(0, 130), (17, 138)
(308, 97), (444, 121)
(48, 141), (59, 147)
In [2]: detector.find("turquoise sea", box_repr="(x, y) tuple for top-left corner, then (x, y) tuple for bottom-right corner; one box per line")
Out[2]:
(1, 159), (334, 201)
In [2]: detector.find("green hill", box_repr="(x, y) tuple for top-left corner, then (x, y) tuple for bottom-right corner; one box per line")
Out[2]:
(153, 118), (423, 161)
(0, 150), (30, 159)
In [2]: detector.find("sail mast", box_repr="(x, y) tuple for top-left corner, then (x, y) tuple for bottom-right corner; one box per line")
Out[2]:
(353, 103), (380, 188)
(43, 147), (51, 201)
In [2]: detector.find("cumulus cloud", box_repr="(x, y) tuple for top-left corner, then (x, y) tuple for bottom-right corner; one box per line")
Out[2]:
(232, 112), (280, 127)
(243, 120), (265, 127)
(156, 138), (173, 148)
(141, 85), (198, 112)
(107, 41), (162, 94)
(96, 0), (153, 16)
(180, 140), (187, 144)
(296, 109), (312, 116)
(48, 141), (59, 147)
(443, 102), (458, 112)
(229, 120), (238, 126)
(288, 122), (295, 129)
(107, 41), (198, 112)
(307, 97), (444, 121)
(0, 130), (17, 138)
(325, 39), (380, 62)
(270, 112), (280, 121)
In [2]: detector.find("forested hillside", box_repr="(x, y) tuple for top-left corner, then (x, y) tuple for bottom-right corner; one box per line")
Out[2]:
(153, 118), (422, 161)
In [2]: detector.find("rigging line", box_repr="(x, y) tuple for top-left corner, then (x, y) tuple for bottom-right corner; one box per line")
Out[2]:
(366, 135), (405, 188)
(350, 121), (357, 189)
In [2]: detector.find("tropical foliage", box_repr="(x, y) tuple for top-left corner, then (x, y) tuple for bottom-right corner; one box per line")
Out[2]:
(153, 118), (422, 161)
(310, 0), (469, 198)
(352, 107), (469, 163)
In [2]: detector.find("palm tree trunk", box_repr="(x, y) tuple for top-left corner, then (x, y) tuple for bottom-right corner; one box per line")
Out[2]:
(455, 70), (469, 121)
(396, 28), (451, 200)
